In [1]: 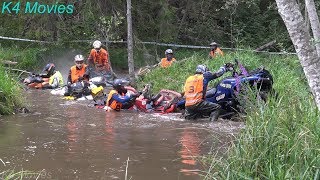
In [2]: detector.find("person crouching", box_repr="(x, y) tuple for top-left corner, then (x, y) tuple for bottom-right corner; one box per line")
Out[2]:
(106, 79), (139, 111)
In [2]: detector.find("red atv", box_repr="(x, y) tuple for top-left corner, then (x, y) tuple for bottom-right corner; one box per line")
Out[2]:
(125, 86), (182, 113)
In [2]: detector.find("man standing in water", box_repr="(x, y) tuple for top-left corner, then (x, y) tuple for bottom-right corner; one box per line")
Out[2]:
(87, 40), (114, 77)
(183, 63), (233, 121)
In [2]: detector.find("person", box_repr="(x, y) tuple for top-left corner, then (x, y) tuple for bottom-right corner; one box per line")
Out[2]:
(67, 55), (90, 85)
(160, 49), (176, 68)
(209, 42), (224, 58)
(183, 63), (233, 121)
(106, 79), (140, 111)
(24, 63), (64, 89)
(87, 40), (111, 73)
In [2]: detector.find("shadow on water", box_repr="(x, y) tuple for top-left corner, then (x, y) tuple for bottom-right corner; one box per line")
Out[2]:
(0, 90), (244, 180)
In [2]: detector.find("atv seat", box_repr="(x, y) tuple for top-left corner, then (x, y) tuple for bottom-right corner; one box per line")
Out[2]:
(206, 88), (217, 98)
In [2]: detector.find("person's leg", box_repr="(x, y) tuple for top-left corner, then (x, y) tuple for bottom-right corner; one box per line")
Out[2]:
(184, 106), (200, 120)
(196, 101), (221, 121)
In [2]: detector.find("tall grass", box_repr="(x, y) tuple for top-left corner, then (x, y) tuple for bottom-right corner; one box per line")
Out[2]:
(0, 64), (24, 115)
(0, 47), (39, 115)
(204, 90), (319, 179)
(136, 50), (320, 179)
(0, 46), (46, 71)
(203, 53), (320, 179)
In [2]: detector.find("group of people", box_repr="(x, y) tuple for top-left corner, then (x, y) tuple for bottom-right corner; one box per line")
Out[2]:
(25, 40), (111, 90)
(159, 42), (224, 68)
(107, 41), (228, 121)
(25, 40), (227, 121)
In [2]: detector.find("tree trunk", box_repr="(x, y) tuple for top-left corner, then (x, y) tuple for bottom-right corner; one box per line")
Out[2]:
(127, 0), (135, 84)
(276, 0), (320, 110)
(305, 0), (320, 57)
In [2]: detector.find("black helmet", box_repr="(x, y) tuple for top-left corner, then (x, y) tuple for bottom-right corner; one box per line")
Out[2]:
(43, 63), (55, 76)
(112, 79), (129, 89)
(195, 64), (208, 74)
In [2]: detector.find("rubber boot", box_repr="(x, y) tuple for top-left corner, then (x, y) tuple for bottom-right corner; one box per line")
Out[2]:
(210, 109), (221, 121)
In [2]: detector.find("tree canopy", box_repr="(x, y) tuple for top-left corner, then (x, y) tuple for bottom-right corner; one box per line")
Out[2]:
(2, 0), (317, 51)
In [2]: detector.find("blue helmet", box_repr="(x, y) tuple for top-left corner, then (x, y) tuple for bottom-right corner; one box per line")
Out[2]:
(113, 79), (129, 89)
(42, 63), (55, 76)
(195, 64), (208, 74)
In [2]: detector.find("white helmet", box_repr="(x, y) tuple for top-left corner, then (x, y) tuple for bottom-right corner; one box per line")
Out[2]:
(210, 42), (218, 46)
(74, 54), (84, 62)
(165, 49), (173, 55)
(93, 40), (102, 49)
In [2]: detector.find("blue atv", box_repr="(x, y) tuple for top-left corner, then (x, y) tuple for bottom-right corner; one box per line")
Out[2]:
(177, 59), (275, 118)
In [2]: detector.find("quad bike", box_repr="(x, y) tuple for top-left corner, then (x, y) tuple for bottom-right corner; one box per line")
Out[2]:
(23, 73), (50, 89)
(126, 86), (182, 113)
(177, 59), (275, 118)
(92, 81), (182, 113)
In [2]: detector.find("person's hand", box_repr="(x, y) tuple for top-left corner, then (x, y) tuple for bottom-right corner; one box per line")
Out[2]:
(30, 72), (38, 77)
(225, 63), (234, 71)
(78, 76), (84, 81)
(129, 93), (140, 102)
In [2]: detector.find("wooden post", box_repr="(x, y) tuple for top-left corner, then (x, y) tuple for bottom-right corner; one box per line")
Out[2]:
(127, 0), (135, 84)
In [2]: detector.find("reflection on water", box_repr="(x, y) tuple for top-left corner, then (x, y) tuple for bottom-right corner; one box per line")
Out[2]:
(103, 112), (116, 153)
(179, 128), (202, 175)
(0, 90), (243, 179)
(65, 106), (80, 157)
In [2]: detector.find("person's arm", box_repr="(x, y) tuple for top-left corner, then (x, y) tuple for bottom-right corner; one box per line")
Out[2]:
(50, 77), (59, 88)
(111, 93), (131, 103)
(83, 66), (90, 80)
(102, 50), (110, 70)
(87, 50), (95, 70)
(202, 66), (227, 97)
(67, 69), (72, 84)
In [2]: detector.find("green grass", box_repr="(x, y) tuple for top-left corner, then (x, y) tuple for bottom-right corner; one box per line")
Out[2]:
(0, 46), (45, 115)
(0, 46), (46, 71)
(136, 50), (320, 179)
(0, 64), (24, 115)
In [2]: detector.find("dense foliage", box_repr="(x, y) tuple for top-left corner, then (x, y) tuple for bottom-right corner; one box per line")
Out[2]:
(2, 0), (319, 51)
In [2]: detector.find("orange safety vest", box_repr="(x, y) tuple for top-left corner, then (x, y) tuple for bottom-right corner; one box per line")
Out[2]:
(160, 58), (176, 68)
(209, 48), (224, 58)
(70, 64), (88, 83)
(184, 74), (204, 106)
(89, 48), (109, 68)
(106, 90), (124, 111)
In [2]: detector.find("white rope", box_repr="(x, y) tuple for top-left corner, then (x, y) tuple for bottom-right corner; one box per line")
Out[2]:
(0, 36), (52, 43)
(0, 36), (297, 55)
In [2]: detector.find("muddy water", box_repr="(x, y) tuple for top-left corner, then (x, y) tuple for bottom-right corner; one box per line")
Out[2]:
(0, 90), (244, 180)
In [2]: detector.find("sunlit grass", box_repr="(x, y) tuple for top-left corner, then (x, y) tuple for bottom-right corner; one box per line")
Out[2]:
(136, 50), (319, 179)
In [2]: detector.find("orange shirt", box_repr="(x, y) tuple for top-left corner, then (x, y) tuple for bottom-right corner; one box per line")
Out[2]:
(70, 64), (88, 83)
(184, 74), (204, 106)
(209, 48), (224, 58)
(88, 48), (109, 69)
(160, 58), (176, 68)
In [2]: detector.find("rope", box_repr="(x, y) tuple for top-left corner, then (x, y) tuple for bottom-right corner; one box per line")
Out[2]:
(0, 35), (297, 55)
